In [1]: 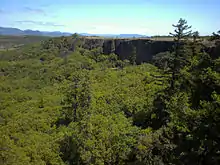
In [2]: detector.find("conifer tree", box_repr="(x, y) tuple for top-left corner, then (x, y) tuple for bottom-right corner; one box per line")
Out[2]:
(210, 30), (220, 40)
(169, 18), (192, 91)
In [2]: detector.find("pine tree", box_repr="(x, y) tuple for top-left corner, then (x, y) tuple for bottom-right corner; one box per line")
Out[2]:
(169, 18), (192, 91)
(210, 30), (220, 41)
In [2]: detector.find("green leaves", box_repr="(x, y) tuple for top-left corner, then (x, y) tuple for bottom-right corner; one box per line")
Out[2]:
(72, 113), (138, 165)
(1, 20), (220, 165)
(60, 70), (91, 123)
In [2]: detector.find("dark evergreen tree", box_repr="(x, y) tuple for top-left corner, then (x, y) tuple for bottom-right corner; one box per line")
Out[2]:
(210, 30), (220, 41)
(169, 18), (192, 91)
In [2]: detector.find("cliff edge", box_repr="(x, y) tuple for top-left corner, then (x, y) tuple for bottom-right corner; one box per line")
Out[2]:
(80, 37), (174, 64)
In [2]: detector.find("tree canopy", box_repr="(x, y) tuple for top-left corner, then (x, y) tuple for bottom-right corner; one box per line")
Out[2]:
(0, 18), (220, 165)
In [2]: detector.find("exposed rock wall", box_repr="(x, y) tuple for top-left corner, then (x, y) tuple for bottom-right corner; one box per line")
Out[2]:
(80, 38), (174, 63)
(112, 39), (174, 64)
(80, 37), (219, 63)
(206, 40), (220, 59)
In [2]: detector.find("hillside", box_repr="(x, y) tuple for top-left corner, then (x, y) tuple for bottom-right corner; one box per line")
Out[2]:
(0, 19), (220, 165)
(0, 35), (50, 50)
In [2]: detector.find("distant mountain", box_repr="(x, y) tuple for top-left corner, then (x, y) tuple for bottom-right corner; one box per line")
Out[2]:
(0, 27), (72, 37)
(80, 33), (148, 38)
(0, 27), (24, 35)
(118, 34), (147, 38)
(0, 27), (148, 38)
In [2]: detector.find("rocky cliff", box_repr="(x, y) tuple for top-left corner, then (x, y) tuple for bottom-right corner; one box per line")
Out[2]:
(205, 40), (220, 59)
(80, 37), (220, 63)
(80, 38), (175, 64)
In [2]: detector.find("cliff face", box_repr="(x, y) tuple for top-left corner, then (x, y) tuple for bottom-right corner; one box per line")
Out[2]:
(206, 40), (220, 59)
(80, 38), (174, 63)
(112, 39), (174, 64)
(80, 38), (220, 63)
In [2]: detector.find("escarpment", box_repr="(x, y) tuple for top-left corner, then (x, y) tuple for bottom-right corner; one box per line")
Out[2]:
(43, 36), (219, 63)
(80, 38), (175, 64)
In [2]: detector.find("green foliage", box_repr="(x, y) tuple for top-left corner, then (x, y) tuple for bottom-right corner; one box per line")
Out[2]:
(71, 114), (138, 165)
(153, 51), (172, 70)
(168, 18), (192, 91)
(135, 128), (175, 165)
(0, 20), (219, 165)
(0, 35), (49, 50)
(60, 70), (91, 123)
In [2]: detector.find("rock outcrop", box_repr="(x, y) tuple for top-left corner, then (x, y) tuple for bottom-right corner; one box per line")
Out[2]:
(205, 40), (220, 59)
(80, 38), (175, 63)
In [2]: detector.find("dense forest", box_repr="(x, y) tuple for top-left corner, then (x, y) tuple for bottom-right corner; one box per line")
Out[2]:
(0, 19), (219, 165)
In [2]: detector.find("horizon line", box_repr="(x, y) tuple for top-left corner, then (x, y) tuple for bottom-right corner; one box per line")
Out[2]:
(0, 26), (213, 37)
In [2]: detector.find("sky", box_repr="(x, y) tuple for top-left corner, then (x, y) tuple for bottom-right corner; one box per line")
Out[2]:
(0, 0), (219, 35)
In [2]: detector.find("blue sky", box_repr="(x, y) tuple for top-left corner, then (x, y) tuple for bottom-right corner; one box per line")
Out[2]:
(0, 0), (219, 35)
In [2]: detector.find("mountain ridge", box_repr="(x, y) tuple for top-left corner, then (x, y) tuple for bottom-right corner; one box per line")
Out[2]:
(0, 27), (148, 38)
